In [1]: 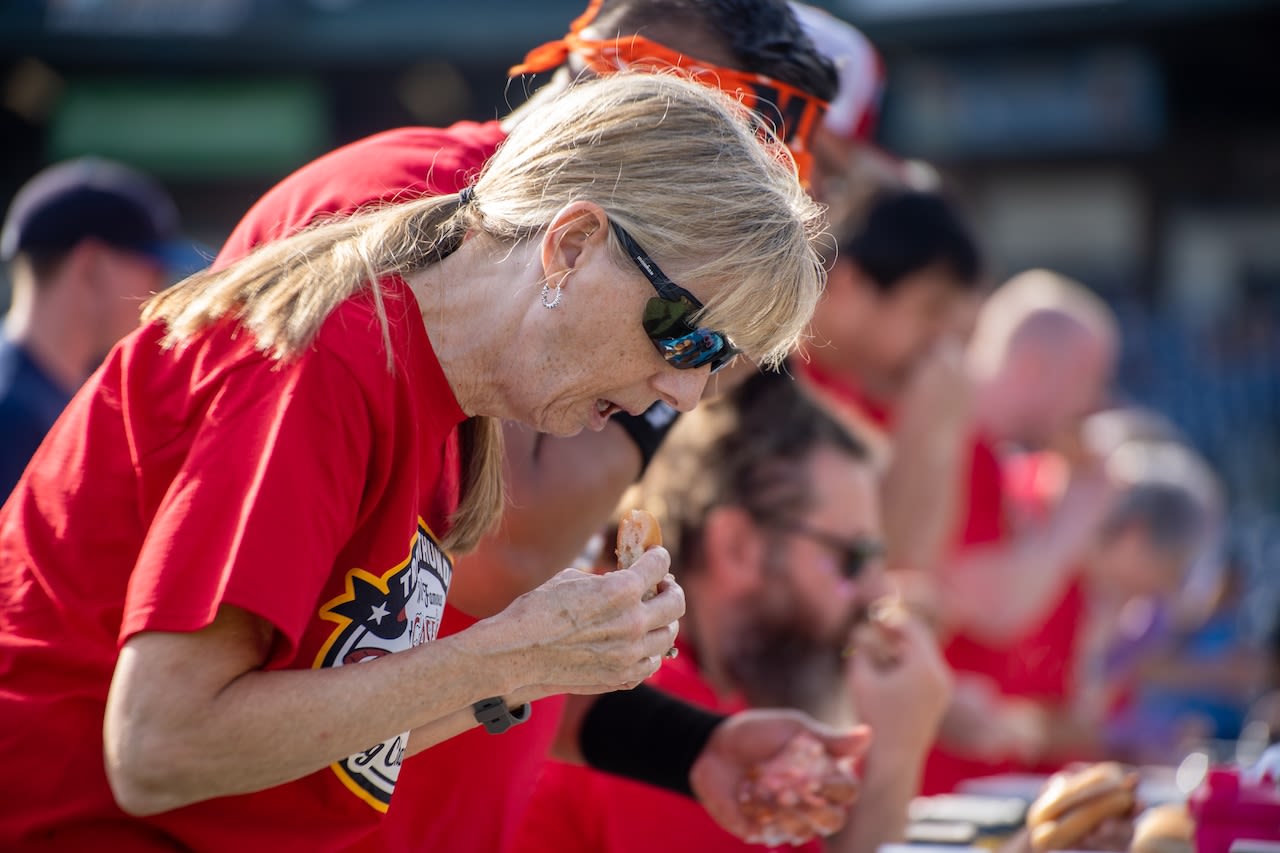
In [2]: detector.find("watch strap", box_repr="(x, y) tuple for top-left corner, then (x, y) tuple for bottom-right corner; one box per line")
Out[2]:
(472, 696), (532, 735)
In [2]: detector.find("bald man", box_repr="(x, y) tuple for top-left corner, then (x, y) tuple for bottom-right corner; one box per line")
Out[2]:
(920, 268), (1125, 793)
(969, 269), (1119, 454)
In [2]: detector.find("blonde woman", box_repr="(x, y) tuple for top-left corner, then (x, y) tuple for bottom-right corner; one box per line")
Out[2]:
(0, 73), (847, 850)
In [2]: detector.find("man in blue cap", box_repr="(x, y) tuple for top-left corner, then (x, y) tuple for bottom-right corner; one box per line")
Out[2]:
(0, 157), (203, 495)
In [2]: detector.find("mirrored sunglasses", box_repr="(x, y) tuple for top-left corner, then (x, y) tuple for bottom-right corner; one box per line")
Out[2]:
(611, 221), (740, 374)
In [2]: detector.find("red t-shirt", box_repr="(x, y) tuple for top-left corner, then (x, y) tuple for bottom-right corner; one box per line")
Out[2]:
(508, 641), (820, 853)
(794, 358), (893, 429)
(346, 608), (568, 853)
(215, 121), (508, 269)
(998, 452), (1085, 706)
(921, 451), (1086, 794)
(0, 277), (466, 850)
(220, 121), (558, 852)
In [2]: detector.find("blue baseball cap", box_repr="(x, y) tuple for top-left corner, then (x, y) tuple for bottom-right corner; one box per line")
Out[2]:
(1, 157), (206, 275)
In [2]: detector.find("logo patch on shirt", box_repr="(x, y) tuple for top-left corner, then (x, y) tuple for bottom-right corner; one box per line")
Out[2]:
(314, 520), (453, 812)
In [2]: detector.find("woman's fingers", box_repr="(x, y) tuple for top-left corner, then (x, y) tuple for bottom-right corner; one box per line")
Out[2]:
(639, 621), (679, 661)
(516, 563), (685, 692)
(626, 545), (671, 587)
(643, 578), (685, 629)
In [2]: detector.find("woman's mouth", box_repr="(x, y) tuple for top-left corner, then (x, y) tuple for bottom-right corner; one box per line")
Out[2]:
(590, 399), (621, 430)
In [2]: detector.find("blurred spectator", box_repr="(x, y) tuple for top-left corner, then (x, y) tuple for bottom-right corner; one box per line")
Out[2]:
(796, 186), (986, 577)
(1115, 552), (1276, 761)
(931, 269), (1121, 637)
(790, 2), (896, 221)
(918, 269), (1122, 793)
(1000, 433), (1230, 766)
(0, 157), (200, 495)
(511, 371), (951, 853)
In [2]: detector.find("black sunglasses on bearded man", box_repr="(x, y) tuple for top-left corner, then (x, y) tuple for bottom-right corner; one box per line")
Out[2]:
(509, 0), (829, 185)
(769, 521), (885, 582)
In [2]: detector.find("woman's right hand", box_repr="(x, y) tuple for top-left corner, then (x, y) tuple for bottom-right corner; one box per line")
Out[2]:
(492, 546), (684, 695)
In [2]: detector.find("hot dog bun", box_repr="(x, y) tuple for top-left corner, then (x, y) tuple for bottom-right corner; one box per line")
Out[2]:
(616, 509), (663, 599)
(616, 509), (662, 569)
(1130, 804), (1193, 853)
(1027, 761), (1128, 826)
(1029, 787), (1135, 853)
(1025, 762), (1137, 852)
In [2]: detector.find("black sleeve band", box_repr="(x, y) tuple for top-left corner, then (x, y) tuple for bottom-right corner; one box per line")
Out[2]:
(578, 683), (726, 799)
(612, 401), (682, 473)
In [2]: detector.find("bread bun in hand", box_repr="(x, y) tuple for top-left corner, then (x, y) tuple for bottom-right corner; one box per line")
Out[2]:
(846, 596), (910, 668)
(1129, 804), (1193, 853)
(1026, 762), (1137, 852)
(616, 509), (663, 600)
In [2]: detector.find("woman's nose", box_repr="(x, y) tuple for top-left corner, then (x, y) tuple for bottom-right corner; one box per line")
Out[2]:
(652, 367), (710, 413)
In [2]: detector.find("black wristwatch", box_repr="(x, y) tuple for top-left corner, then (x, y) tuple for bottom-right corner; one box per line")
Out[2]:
(472, 696), (532, 735)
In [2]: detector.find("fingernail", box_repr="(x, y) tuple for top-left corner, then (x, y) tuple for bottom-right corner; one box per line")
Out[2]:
(664, 646), (679, 660)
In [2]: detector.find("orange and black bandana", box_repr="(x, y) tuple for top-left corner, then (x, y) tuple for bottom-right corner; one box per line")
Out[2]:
(510, 0), (829, 184)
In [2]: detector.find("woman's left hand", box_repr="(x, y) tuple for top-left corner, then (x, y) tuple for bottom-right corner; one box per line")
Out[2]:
(489, 548), (685, 695)
(689, 709), (871, 843)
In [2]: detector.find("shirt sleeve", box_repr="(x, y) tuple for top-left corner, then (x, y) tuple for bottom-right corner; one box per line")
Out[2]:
(120, 346), (374, 664)
(215, 123), (504, 268)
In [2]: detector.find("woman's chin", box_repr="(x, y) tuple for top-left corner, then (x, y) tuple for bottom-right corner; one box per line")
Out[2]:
(540, 416), (587, 438)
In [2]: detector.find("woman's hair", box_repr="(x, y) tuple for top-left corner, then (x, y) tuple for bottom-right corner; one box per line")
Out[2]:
(144, 72), (827, 553)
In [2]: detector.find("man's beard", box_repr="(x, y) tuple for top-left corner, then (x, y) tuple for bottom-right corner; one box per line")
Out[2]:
(721, 573), (865, 721)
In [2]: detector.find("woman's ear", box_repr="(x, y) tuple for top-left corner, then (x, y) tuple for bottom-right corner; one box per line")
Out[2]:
(701, 505), (768, 596)
(541, 201), (609, 285)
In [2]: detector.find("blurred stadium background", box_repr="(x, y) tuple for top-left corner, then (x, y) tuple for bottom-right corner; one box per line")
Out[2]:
(2, 0), (1278, 640)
